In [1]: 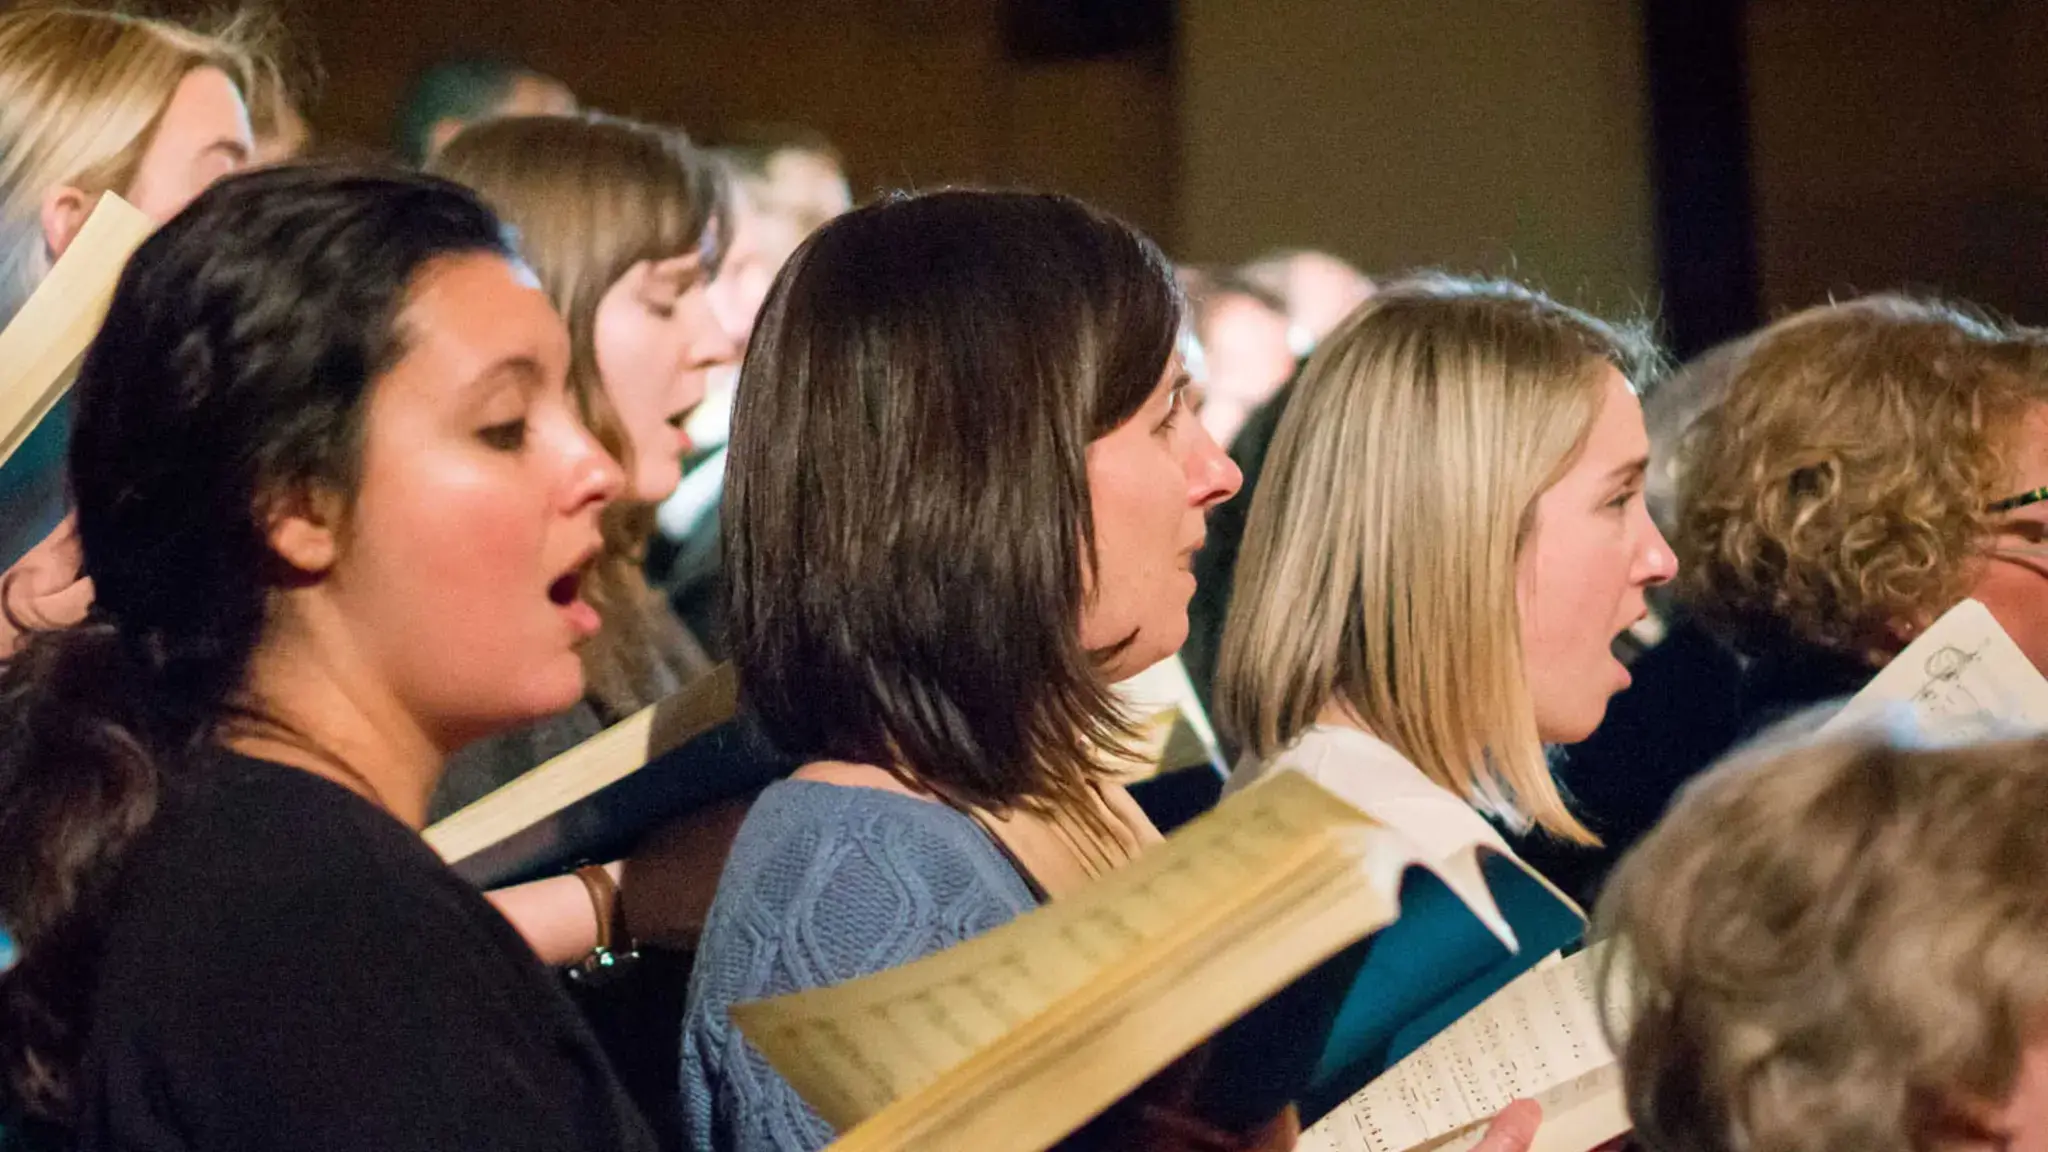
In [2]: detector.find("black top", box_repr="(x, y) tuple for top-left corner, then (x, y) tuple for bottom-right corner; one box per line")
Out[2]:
(73, 749), (657, 1152)
(1509, 617), (1874, 907)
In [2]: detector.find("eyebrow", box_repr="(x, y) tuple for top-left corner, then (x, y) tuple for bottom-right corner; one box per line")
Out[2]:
(462, 355), (546, 402)
(205, 137), (251, 165)
(647, 253), (706, 284)
(1605, 456), (1650, 485)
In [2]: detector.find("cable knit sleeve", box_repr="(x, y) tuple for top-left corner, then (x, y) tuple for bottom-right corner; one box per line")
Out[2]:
(678, 781), (1038, 1152)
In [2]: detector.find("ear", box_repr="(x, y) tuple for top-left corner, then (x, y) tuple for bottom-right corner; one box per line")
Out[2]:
(427, 117), (467, 160)
(266, 488), (344, 576)
(39, 184), (95, 262)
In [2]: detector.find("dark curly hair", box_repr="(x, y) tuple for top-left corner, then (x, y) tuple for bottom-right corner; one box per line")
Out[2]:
(1676, 295), (2048, 661)
(0, 164), (511, 1129)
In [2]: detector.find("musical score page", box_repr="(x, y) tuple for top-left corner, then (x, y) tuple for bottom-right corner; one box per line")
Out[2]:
(1821, 598), (2048, 742)
(1301, 946), (1626, 1152)
(734, 772), (1413, 1130)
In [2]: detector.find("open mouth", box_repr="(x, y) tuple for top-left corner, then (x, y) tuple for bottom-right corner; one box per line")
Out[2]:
(548, 570), (582, 608)
(665, 407), (697, 454)
(548, 548), (605, 639)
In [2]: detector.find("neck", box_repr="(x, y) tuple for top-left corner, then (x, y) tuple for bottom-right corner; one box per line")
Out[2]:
(1315, 697), (1376, 738)
(233, 624), (444, 829)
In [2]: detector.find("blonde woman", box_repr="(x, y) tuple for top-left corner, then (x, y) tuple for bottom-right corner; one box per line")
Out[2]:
(0, 7), (252, 655)
(1532, 296), (2048, 906)
(427, 114), (742, 821)
(1217, 276), (1676, 857)
(1598, 733), (2048, 1152)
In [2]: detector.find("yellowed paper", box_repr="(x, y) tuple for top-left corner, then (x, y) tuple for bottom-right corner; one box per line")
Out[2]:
(1821, 598), (2048, 741)
(729, 773), (1539, 1152)
(0, 194), (154, 469)
(423, 663), (738, 864)
(1301, 946), (1626, 1152)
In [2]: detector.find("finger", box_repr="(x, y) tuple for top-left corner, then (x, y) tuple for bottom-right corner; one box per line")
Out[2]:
(1471, 1099), (1544, 1152)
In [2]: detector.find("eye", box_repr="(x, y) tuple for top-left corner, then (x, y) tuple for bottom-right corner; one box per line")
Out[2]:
(1156, 385), (1195, 434)
(1606, 486), (1640, 512)
(478, 418), (529, 452)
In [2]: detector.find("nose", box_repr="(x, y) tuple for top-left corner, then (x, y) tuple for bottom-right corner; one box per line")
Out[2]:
(1635, 515), (1679, 587)
(681, 287), (742, 371)
(1186, 418), (1244, 510)
(560, 418), (625, 515)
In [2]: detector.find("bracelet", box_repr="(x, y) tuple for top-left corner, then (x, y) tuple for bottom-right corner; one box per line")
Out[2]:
(565, 864), (639, 986)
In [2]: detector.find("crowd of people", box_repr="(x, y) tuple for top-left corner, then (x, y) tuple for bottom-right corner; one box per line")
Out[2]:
(1, 8), (2045, 1152)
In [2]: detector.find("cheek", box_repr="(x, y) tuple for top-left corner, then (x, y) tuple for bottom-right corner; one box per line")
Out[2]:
(355, 459), (542, 635)
(1519, 521), (1629, 660)
(1076, 451), (1198, 661)
(595, 317), (684, 500)
(1973, 563), (2048, 676)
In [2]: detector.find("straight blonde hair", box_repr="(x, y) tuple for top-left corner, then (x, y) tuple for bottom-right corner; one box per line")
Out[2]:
(0, 8), (246, 325)
(1216, 275), (1655, 843)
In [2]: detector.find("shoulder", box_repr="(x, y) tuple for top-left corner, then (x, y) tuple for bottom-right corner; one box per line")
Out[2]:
(724, 779), (1035, 924)
(1230, 724), (1419, 795)
(104, 756), (532, 1014)
(697, 780), (1035, 990)
(683, 781), (1035, 1150)
(1232, 726), (1510, 860)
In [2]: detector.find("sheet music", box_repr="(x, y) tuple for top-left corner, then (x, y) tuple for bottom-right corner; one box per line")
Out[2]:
(1301, 947), (1624, 1152)
(0, 194), (153, 469)
(1822, 599), (2048, 742)
(733, 773), (1452, 1131)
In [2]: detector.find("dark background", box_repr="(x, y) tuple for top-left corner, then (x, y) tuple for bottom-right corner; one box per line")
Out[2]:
(134, 0), (2048, 360)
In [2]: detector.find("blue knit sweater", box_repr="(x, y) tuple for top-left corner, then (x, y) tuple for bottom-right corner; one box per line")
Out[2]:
(678, 779), (1038, 1152)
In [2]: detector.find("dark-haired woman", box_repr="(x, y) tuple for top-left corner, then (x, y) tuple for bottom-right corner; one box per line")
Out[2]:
(0, 166), (655, 1150)
(678, 188), (1262, 1151)
(426, 114), (741, 830)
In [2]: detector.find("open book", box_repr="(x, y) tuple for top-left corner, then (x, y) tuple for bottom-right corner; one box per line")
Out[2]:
(1300, 945), (1627, 1152)
(425, 658), (1224, 889)
(1820, 598), (2048, 741)
(0, 194), (154, 568)
(730, 771), (1587, 1152)
(422, 664), (768, 887)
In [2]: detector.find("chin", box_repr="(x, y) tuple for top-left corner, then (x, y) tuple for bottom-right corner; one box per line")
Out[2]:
(511, 666), (590, 722)
(1541, 701), (1611, 747)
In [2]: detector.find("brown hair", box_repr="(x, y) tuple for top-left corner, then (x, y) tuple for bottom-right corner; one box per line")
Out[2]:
(725, 189), (1180, 819)
(429, 113), (726, 714)
(1217, 276), (1657, 842)
(205, 7), (322, 156)
(1676, 295), (2048, 662)
(1597, 733), (2048, 1152)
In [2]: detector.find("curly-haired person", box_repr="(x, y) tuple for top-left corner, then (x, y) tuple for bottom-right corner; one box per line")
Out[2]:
(1514, 295), (2048, 905)
(1597, 733), (2048, 1152)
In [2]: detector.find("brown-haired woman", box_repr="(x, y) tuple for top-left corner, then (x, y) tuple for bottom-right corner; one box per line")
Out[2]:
(1525, 295), (2048, 904)
(426, 113), (741, 832)
(676, 188), (1261, 1151)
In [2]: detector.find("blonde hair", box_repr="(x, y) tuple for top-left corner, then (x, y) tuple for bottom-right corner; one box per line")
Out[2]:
(1597, 734), (2048, 1152)
(1216, 276), (1655, 842)
(0, 7), (246, 325)
(429, 113), (726, 715)
(1677, 295), (2048, 662)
